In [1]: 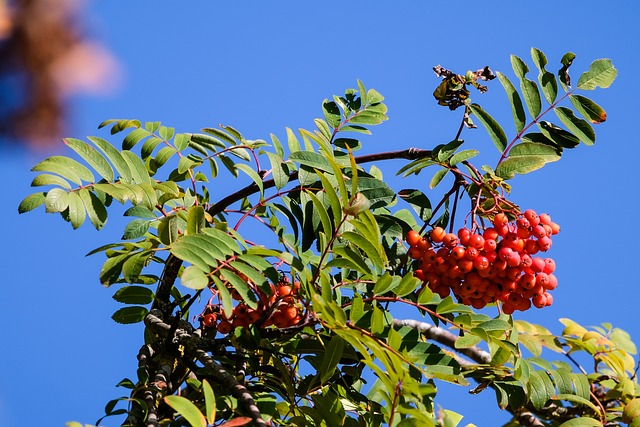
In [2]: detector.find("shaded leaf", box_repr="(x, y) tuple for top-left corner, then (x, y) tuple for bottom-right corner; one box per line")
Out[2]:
(112, 306), (149, 324)
(113, 286), (154, 304)
(558, 52), (576, 91)
(78, 189), (108, 230)
(554, 107), (595, 145)
(398, 189), (432, 222)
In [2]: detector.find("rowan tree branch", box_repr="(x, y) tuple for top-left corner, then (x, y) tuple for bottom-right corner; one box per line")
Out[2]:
(393, 318), (547, 427)
(393, 318), (491, 364)
(207, 147), (431, 216)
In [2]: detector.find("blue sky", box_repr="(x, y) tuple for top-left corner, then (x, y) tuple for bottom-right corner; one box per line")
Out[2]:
(1, 2), (639, 426)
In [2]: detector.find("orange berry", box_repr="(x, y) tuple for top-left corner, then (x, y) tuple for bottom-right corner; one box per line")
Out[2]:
(430, 227), (446, 243)
(406, 230), (421, 247)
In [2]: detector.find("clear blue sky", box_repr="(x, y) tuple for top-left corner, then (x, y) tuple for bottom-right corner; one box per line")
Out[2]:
(1, 2), (639, 426)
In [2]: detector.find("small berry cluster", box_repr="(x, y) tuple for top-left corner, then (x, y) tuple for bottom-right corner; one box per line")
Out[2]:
(200, 277), (304, 334)
(406, 209), (560, 314)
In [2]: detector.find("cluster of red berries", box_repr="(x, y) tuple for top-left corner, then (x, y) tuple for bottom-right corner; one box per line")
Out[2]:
(406, 209), (560, 314)
(200, 277), (304, 334)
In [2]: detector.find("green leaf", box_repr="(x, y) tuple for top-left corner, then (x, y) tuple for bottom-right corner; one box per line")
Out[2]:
(455, 333), (482, 349)
(181, 266), (210, 290)
(265, 152), (290, 190)
(323, 100), (342, 128)
(163, 395), (206, 427)
(430, 168), (448, 189)
(449, 149), (478, 166)
(31, 157), (84, 186)
(45, 188), (70, 213)
(31, 173), (72, 189)
(122, 128), (151, 150)
(220, 269), (259, 309)
(398, 189), (432, 222)
(531, 48), (558, 104)
(67, 191), (86, 229)
(496, 71), (526, 133)
(87, 136), (133, 183)
(122, 219), (151, 239)
(158, 215), (179, 246)
(436, 297), (473, 315)
(155, 146), (177, 167)
(577, 58), (617, 90)
(496, 142), (561, 179)
(121, 150), (152, 185)
(113, 286), (154, 304)
(289, 151), (333, 173)
(528, 370), (555, 410)
(78, 189), (108, 230)
(122, 251), (152, 283)
(236, 163), (264, 198)
(111, 306), (149, 324)
(18, 192), (46, 214)
(469, 104), (508, 153)
(186, 205), (205, 235)
(511, 55), (542, 119)
(554, 107), (595, 145)
(319, 336), (345, 383)
(539, 121), (580, 148)
(557, 417), (602, 427)
(202, 380), (216, 425)
(569, 94), (607, 124)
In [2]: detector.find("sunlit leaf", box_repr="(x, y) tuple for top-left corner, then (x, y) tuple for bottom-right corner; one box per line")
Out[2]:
(67, 191), (86, 229)
(181, 266), (210, 290)
(18, 192), (46, 214)
(163, 395), (206, 427)
(64, 138), (115, 182)
(577, 58), (617, 90)
(88, 136), (133, 183)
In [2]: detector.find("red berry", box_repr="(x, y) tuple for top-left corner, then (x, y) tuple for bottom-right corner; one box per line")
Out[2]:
(457, 227), (472, 246)
(539, 213), (552, 226)
(524, 209), (539, 226)
(443, 233), (459, 248)
(202, 313), (217, 327)
(473, 255), (490, 271)
(468, 234), (485, 250)
(543, 258), (556, 274)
